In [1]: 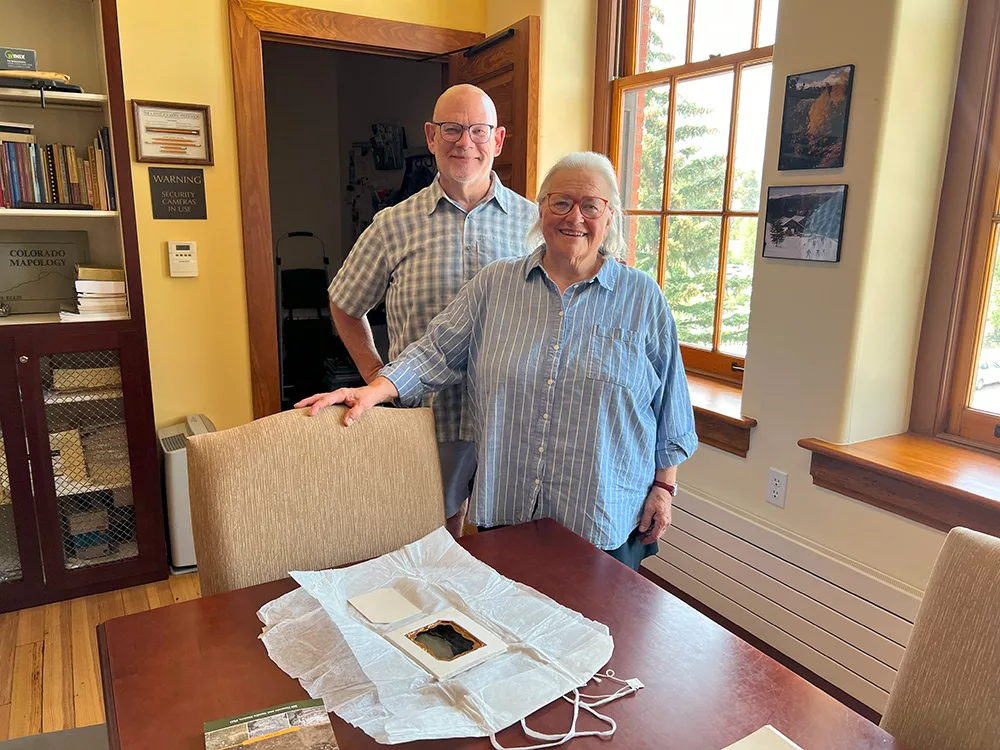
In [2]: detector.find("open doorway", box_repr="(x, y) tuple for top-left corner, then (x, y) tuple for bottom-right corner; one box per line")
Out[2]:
(262, 44), (444, 409)
(228, 0), (539, 418)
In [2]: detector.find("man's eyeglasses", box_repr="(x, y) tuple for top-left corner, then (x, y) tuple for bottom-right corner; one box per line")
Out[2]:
(542, 193), (610, 219)
(432, 122), (496, 144)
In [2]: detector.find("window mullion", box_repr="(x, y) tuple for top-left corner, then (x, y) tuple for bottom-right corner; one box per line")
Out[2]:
(686, 0), (696, 65)
(659, 216), (670, 289)
(624, 0), (640, 76)
(712, 65), (742, 353)
(714, 218), (731, 353)
(609, 80), (625, 169)
(657, 78), (678, 287)
(752, 0), (763, 48)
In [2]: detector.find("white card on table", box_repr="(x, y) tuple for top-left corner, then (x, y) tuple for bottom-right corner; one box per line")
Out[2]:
(722, 726), (804, 749)
(348, 588), (422, 624)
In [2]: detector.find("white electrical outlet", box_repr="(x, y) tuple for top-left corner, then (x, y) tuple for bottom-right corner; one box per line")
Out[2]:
(767, 468), (787, 508)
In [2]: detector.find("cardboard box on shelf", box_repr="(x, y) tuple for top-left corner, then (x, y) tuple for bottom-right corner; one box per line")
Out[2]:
(49, 430), (88, 483)
(72, 530), (110, 560)
(66, 508), (108, 535)
(112, 486), (133, 507)
(51, 366), (122, 391)
(76, 543), (110, 560)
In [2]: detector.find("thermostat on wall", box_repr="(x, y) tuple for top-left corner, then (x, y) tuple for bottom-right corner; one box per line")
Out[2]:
(168, 241), (198, 277)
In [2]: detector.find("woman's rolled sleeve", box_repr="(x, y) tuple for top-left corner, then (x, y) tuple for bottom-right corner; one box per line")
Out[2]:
(650, 299), (698, 469)
(656, 430), (699, 469)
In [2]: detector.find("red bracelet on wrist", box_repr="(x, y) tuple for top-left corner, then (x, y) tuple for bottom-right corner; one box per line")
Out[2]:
(652, 480), (677, 496)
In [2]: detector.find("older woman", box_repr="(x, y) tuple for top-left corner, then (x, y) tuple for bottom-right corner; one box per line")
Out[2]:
(297, 152), (697, 569)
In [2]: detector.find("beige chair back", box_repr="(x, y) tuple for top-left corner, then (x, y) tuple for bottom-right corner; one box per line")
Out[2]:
(187, 406), (445, 596)
(880, 527), (1000, 750)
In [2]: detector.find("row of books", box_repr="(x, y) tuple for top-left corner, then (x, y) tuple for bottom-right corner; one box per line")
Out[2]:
(0, 121), (117, 211)
(60, 265), (128, 322)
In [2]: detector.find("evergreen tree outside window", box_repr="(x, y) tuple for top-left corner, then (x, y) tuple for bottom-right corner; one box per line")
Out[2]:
(610, 0), (777, 380)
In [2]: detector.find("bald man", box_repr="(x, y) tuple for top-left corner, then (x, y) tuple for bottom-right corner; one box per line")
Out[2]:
(317, 84), (537, 536)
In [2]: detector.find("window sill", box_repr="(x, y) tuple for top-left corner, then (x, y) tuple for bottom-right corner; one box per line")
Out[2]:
(688, 374), (757, 457)
(798, 433), (1000, 536)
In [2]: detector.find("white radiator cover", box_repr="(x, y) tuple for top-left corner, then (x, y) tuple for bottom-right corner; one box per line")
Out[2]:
(642, 489), (923, 713)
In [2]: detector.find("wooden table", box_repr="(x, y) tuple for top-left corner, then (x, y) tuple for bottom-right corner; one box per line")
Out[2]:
(98, 519), (905, 749)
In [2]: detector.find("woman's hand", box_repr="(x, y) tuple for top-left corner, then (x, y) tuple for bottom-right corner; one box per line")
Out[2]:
(294, 377), (399, 425)
(638, 485), (673, 544)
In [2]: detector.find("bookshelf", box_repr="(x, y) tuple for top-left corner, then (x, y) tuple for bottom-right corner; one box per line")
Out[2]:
(2, 0), (129, 323)
(0, 0), (167, 614)
(55, 475), (130, 499)
(0, 312), (59, 326)
(0, 88), (109, 109)
(2, 208), (119, 218)
(44, 386), (123, 404)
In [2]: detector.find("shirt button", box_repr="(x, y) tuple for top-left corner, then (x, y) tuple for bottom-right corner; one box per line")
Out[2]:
(543, 413), (549, 420)
(558, 311), (564, 317)
(538, 446), (544, 453)
(534, 478), (541, 485)
(553, 344), (559, 351)
(547, 379), (554, 386)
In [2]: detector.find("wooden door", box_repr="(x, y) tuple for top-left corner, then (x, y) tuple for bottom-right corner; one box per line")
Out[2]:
(449, 16), (540, 199)
(15, 329), (166, 602)
(0, 337), (47, 612)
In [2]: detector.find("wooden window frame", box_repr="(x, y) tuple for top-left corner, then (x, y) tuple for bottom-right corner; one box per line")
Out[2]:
(910, 0), (1000, 455)
(598, 0), (773, 385)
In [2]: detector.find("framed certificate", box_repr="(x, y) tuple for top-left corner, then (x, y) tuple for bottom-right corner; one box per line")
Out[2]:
(131, 99), (214, 166)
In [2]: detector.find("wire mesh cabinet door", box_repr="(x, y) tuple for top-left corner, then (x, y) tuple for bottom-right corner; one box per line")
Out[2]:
(0, 336), (47, 612)
(15, 329), (167, 598)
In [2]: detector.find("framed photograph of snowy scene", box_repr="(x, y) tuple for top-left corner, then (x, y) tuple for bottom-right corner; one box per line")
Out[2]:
(777, 64), (855, 170)
(762, 184), (847, 263)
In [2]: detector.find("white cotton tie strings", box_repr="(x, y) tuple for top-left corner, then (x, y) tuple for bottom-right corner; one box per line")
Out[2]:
(489, 671), (644, 750)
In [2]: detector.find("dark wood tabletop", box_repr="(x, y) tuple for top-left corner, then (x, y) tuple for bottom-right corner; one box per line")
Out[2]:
(98, 519), (904, 749)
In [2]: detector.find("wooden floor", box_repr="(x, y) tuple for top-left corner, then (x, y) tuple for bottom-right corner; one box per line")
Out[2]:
(0, 573), (201, 741)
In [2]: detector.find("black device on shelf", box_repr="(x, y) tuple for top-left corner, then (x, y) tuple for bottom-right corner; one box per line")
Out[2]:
(0, 76), (84, 94)
(15, 201), (94, 211)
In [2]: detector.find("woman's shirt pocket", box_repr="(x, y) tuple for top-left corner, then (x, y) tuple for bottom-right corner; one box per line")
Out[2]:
(586, 324), (645, 389)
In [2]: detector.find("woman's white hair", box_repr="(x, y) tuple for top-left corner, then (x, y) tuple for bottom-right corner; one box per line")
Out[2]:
(526, 151), (626, 259)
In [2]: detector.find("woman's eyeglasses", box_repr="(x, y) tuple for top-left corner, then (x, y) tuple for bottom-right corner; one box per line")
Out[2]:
(432, 122), (496, 144)
(542, 193), (610, 219)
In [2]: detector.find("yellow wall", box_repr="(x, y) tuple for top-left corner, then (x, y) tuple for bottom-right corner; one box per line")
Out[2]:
(117, 0), (487, 431)
(119, 1), (250, 431)
(269, 0), (485, 31)
(686, 0), (966, 589)
(487, 0), (598, 188)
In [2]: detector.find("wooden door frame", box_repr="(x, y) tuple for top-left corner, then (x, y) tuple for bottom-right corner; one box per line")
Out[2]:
(228, 0), (484, 418)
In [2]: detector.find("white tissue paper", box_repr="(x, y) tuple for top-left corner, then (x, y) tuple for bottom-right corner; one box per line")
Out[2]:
(257, 527), (614, 745)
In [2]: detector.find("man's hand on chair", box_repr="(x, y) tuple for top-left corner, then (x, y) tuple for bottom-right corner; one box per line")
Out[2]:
(295, 377), (400, 425)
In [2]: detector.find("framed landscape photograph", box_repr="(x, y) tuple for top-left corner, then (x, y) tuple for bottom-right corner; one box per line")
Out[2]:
(778, 64), (855, 170)
(762, 184), (848, 263)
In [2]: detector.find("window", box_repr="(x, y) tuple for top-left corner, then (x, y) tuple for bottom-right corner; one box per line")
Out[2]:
(606, 0), (776, 383)
(945, 104), (1000, 446)
(911, 0), (1000, 453)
